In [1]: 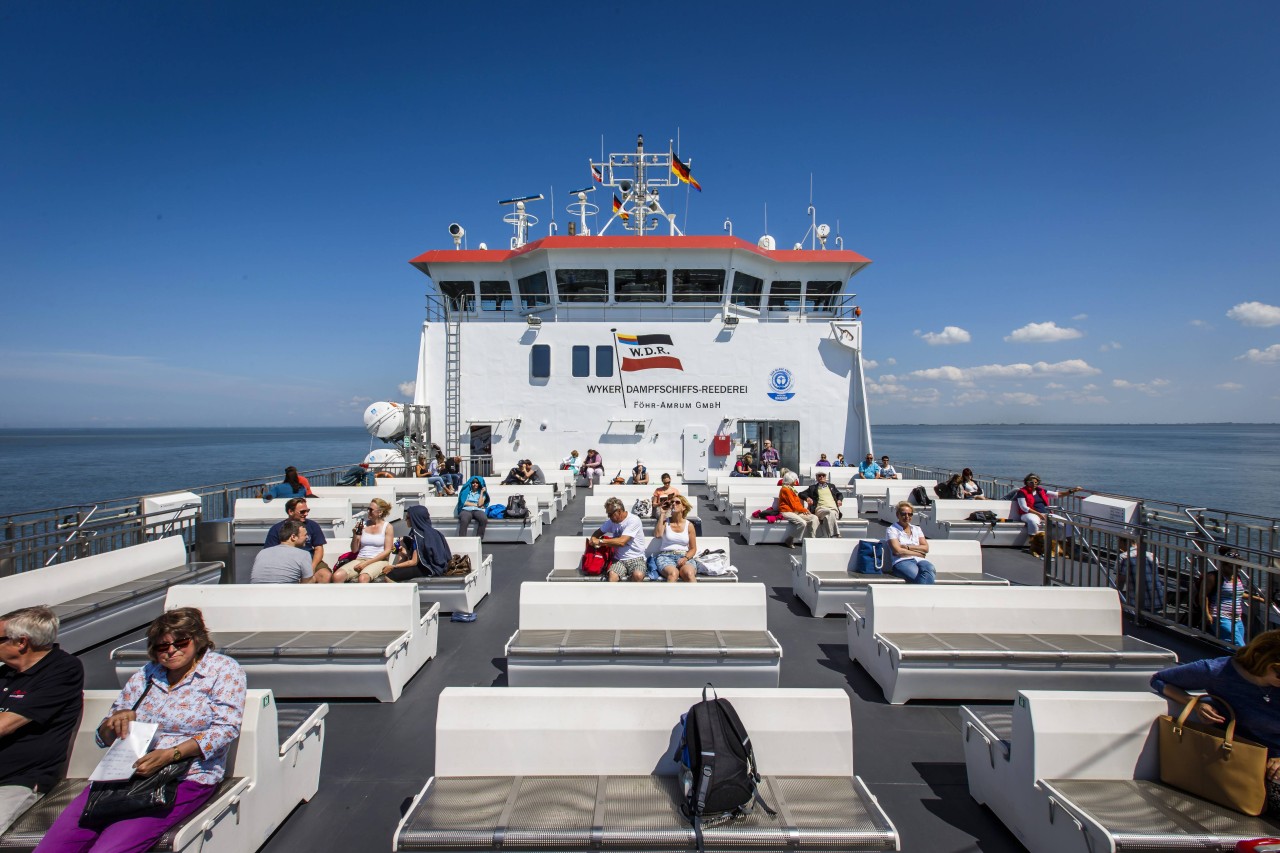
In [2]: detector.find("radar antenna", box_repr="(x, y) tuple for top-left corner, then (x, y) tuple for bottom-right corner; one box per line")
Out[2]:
(499, 194), (543, 249)
(566, 186), (598, 236)
(588, 134), (687, 237)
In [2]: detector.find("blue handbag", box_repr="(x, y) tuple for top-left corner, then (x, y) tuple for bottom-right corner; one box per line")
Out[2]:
(485, 504), (507, 518)
(855, 540), (885, 574)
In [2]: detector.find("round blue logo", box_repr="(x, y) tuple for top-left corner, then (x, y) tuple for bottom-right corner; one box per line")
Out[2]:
(767, 368), (795, 401)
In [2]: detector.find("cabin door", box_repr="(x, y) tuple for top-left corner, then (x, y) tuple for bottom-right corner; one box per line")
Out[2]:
(468, 425), (493, 477)
(681, 424), (710, 483)
(739, 420), (800, 476)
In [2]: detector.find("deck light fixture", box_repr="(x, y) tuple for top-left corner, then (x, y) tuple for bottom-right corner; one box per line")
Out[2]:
(526, 315), (542, 328)
(723, 315), (740, 328)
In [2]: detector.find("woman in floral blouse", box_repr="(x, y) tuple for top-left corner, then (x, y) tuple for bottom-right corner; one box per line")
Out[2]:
(35, 607), (246, 852)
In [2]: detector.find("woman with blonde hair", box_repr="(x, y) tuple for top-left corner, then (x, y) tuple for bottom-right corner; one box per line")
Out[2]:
(654, 494), (698, 582)
(345, 498), (395, 582)
(1152, 629), (1280, 814)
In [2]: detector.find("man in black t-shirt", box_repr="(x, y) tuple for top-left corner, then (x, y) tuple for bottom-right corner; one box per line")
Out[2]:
(263, 498), (331, 583)
(0, 606), (85, 833)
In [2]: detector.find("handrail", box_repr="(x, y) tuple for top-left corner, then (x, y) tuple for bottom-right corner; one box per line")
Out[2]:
(44, 504), (99, 567)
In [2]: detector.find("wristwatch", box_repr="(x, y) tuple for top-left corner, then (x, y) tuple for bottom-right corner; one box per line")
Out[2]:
(172, 748), (183, 763)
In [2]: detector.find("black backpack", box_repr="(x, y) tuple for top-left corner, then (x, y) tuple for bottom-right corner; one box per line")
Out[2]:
(908, 485), (933, 507)
(674, 686), (775, 852)
(503, 494), (529, 519)
(968, 510), (998, 524)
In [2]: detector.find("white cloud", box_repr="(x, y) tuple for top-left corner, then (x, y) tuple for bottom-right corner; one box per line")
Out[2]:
(1226, 301), (1280, 327)
(398, 380), (416, 397)
(342, 395), (373, 410)
(915, 325), (971, 346)
(1237, 344), (1280, 363)
(862, 358), (879, 370)
(1112, 378), (1172, 396)
(866, 380), (907, 395)
(1045, 382), (1065, 389)
(1189, 319), (1212, 329)
(885, 357), (897, 366)
(908, 359), (1101, 384)
(1004, 321), (1084, 343)
(1098, 341), (1122, 352)
(997, 392), (1041, 406)
(1216, 382), (1244, 392)
(1072, 313), (1089, 321)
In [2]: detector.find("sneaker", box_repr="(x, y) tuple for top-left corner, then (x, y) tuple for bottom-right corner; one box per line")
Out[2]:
(450, 611), (478, 623)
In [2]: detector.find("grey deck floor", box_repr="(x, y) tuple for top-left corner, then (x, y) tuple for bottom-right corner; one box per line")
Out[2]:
(73, 487), (1218, 853)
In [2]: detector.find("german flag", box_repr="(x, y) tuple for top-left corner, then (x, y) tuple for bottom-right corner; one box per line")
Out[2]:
(613, 194), (628, 220)
(671, 153), (702, 192)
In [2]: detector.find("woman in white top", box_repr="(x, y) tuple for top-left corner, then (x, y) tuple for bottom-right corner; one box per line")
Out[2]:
(346, 498), (395, 583)
(960, 468), (986, 500)
(885, 501), (936, 584)
(654, 494), (698, 582)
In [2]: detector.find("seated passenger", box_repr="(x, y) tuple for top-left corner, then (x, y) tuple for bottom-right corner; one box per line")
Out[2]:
(1115, 537), (1166, 613)
(0, 607), (84, 835)
(630, 459), (650, 485)
(424, 452), (450, 496)
(265, 465), (307, 500)
(651, 473), (680, 517)
(886, 501), (936, 584)
(876, 456), (899, 479)
(816, 453), (833, 469)
(777, 471), (819, 548)
(501, 463), (531, 486)
(1015, 473), (1083, 536)
(455, 476), (490, 539)
(855, 453), (878, 478)
(442, 456), (464, 492)
(959, 468), (986, 499)
(386, 505), (451, 581)
(33, 608), (245, 852)
(799, 470), (843, 538)
(758, 440), (780, 477)
(654, 495), (697, 583)
(562, 450), (581, 478)
(523, 460), (544, 484)
(1201, 544), (1266, 646)
(344, 498), (396, 583)
(252, 519), (325, 584)
(582, 449), (605, 486)
(731, 454), (757, 477)
(833, 453), (847, 466)
(935, 473), (964, 500)
(587, 497), (647, 582)
(263, 498), (330, 582)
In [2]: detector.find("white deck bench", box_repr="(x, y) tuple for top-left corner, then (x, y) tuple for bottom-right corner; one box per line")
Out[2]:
(873, 484), (940, 524)
(852, 479), (933, 514)
(319, 537), (492, 615)
(722, 482), (784, 524)
(1, 537), (222, 654)
(790, 538), (1008, 617)
(393, 686), (899, 852)
(962, 690), (1280, 852)
(545, 535), (737, 581)
(505, 582), (780, 687)
(923, 498), (1028, 546)
(546, 469), (576, 506)
(485, 484), (557, 525)
(580, 495), (699, 536)
(414, 496), (542, 545)
(233, 496), (405, 545)
(110, 584), (438, 702)
(739, 507), (868, 545)
(0, 689), (326, 853)
(846, 586), (1176, 704)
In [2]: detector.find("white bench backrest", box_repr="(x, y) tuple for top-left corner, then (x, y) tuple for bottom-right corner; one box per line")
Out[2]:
(68, 689), (272, 780)
(234, 498), (356, 522)
(1, 537), (187, 610)
(164, 583), (419, 633)
(436, 687), (853, 777)
(805, 538), (983, 574)
(852, 479), (933, 497)
(865, 586), (1123, 635)
(416, 497), (467, 518)
(930, 499), (1020, 522)
(486, 485), (556, 505)
(321, 535), (483, 567)
(551, 536), (731, 572)
(582, 495), (698, 516)
(1018, 690), (1165, 783)
(588, 484), (686, 498)
(518, 581), (766, 630)
(306, 487), (401, 502)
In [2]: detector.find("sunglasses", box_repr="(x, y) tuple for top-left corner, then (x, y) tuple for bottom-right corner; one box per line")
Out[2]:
(297, 509), (311, 515)
(152, 637), (193, 655)
(897, 510), (914, 517)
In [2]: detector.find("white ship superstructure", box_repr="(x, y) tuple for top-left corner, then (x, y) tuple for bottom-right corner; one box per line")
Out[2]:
(407, 135), (874, 480)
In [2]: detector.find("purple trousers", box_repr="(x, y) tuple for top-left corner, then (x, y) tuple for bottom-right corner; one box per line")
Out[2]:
(33, 780), (215, 853)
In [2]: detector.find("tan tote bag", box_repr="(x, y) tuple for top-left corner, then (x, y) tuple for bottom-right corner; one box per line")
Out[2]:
(1158, 694), (1268, 815)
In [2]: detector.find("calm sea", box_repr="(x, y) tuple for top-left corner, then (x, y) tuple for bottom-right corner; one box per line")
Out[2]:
(0, 424), (1276, 519)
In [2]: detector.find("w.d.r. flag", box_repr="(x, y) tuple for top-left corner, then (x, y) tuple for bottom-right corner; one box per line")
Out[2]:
(591, 164), (603, 183)
(616, 332), (683, 371)
(671, 153), (702, 192)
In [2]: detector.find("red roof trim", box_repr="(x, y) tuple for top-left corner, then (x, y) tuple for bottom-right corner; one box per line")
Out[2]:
(409, 234), (871, 267)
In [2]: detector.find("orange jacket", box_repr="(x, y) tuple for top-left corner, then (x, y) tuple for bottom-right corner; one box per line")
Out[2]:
(778, 487), (806, 514)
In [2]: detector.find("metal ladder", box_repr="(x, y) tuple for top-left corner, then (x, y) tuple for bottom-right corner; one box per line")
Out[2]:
(444, 318), (461, 457)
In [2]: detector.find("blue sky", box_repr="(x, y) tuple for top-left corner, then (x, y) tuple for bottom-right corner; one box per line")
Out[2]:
(1, 1), (1277, 426)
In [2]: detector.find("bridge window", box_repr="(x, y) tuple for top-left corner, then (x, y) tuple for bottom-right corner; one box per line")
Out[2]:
(672, 269), (725, 303)
(806, 280), (843, 313)
(768, 280), (802, 311)
(572, 345), (590, 377)
(730, 272), (763, 310)
(517, 271), (550, 311)
(596, 345), (613, 377)
(614, 269), (667, 303)
(479, 280), (513, 312)
(437, 281), (475, 313)
(554, 269), (608, 303)
(530, 344), (550, 378)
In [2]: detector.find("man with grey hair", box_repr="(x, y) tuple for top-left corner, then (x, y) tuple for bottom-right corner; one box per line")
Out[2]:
(0, 606), (84, 833)
(587, 496), (649, 582)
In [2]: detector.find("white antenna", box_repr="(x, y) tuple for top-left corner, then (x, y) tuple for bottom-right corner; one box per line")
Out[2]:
(499, 194), (543, 249)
